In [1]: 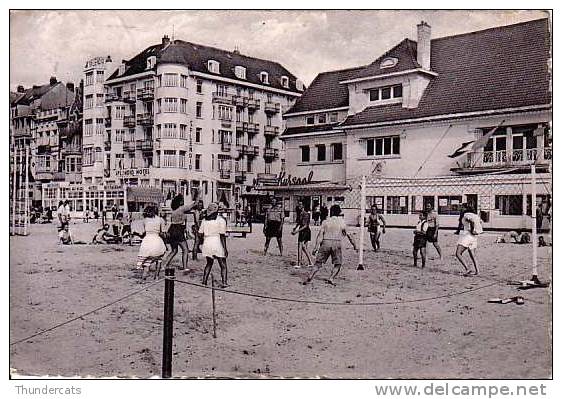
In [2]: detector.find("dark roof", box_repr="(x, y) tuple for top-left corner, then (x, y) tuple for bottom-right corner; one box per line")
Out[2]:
(12, 83), (54, 106)
(107, 40), (301, 93)
(348, 39), (421, 80)
(285, 65), (366, 114)
(282, 123), (342, 137)
(342, 18), (551, 127)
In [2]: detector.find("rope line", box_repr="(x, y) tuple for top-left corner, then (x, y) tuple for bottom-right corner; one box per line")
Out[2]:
(10, 279), (164, 346)
(413, 124), (453, 178)
(172, 271), (529, 307)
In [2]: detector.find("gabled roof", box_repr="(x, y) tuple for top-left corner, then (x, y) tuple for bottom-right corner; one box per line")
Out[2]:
(285, 65), (366, 114)
(12, 83), (54, 106)
(107, 40), (302, 93)
(341, 18), (551, 127)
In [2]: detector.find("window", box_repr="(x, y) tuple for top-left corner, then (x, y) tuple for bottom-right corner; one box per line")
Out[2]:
(96, 70), (104, 83)
(318, 114), (326, 124)
(216, 84), (228, 96)
(437, 195), (463, 215)
(83, 147), (94, 165)
(387, 196), (409, 214)
(115, 129), (124, 143)
(95, 147), (103, 162)
(179, 151), (186, 168)
(179, 124), (187, 139)
(195, 154), (202, 171)
(118, 64), (126, 76)
(266, 115), (272, 127)
(265, 162), (271, 174)
(163, 98), (178, 113)
(234, 66), (246, 80)
(96, 118), (104, 135)
(316, 144), (326, 162)
(146, 56), (156, 69)
(380, 57), (398, 69)
(180, 99), (187, 114)
(156, 75), (162, 87)
(306, 116), (315, 125)
(281, 76), (289, 88)
(218, 105), (232, 121)
(207, 60), (220, 74)
(85, 95), (93, 109)
(180, 74), (188, 88)
(115, 106), (125, 119)
(115, 153), (124, 169)
(162, 150), (176, 168)
(369, 84), (403, 102)
(85, 72), (94, 86)
(195, 127), (202, 143)
(329, 112), (338, 123)
(96, 94), (104, 107)
(300, 146), (310, 162)
(366, 136), (400, 157)
(495, 195), (523, 216)
(196, 102), (202, 118)
(163, 123), (177, 138)
(196, 80), (203, 94)
(260, 72), (269, 84)
(84, 119), (93, 136)
(331, 143), (343, 161)
(163, 73), (178, 87)
(526, 194), (551, 216)
(367, 196), (384, 211)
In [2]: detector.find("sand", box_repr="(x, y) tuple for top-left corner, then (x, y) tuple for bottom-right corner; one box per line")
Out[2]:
(9, 220), (552, 378)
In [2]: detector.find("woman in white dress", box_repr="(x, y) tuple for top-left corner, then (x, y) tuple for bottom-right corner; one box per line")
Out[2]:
(200, 202), (229, 288)
(135, 205), (167, 271)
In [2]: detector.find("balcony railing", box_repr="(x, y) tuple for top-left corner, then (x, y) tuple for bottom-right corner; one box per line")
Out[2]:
(123, 141), (136, 152)
(263, 147), (279, 159)
(236, 121), (247, 132)
(219, 169), (231, 180)
(137, 87), (154, 101)
(466, 147), (552, 168)
(221, 142), (231, 152)
(36, 136), (50, 146)
(247, 122), (260, 134)
(63, 144), (82, 155)
(235, 170), (246, 183)
(247, 98), (260, 110)
(123, 90), (137, 103)
(136, 140), (154, 151)
(264, 102), (281, 113)
(137, 113), (154, 126)
(264, 125), (279, 136)
(212, 92), (233, 104)
(241, 145), (259, 157)
(232, 95), (248, 107)
(123, 115), (136, 128)
(53, 171), (65, 181)
(105, 93), (120, 103)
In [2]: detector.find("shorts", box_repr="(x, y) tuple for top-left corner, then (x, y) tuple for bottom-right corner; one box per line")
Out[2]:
(426, 227), (438, 243)
(168, 224), (187, 249)
(457, 231), (478, 250)
(265, 220), (283, 238)
(413, 234), (427, 249)
(315, 241), (342, 266)
(298, 227), (311, 243)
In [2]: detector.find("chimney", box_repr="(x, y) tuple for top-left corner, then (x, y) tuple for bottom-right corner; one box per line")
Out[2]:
(50, 76), (57, 85)
(66, 82), (74, 92)
(17, 85), (25, 93)
(162, 35), (170, 45)
(416, 21), (431, 70)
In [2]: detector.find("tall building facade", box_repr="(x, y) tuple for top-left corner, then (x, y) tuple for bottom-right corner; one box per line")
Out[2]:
(83, 36), (303, 213)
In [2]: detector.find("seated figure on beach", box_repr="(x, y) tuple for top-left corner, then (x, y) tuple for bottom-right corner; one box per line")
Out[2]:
(58, 225), (87, 245)
(91, 224), (118, 244)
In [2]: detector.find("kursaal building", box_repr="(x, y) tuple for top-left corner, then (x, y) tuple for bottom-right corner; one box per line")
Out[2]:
(277, 19), (551, 230)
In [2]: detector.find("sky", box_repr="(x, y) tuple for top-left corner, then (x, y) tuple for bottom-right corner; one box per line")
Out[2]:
(10, 10), (548, 90)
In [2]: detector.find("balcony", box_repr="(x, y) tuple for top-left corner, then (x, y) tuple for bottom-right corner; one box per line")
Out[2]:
(219, 169), (232, 180)
(104, 140), (112, 151)
(63, 144), (82, 155)
(212, 92), (233, 105)
(35, 168), (54, 180)
(264, 125), (280, 136)
(53, 171), (65, 181)
(219, 118), (233, 129)
(232, 95), (248, 108)
(123, 90), (137, 103)
(104, 117), (112, 128)
(263, 147), (279, 159)
(464, 147), (552, 169)
(137, 87), (154, 101)
(241, 145), (259, 157)
(256, 173), (278, 185)
(137, 113), (154, 126)
(105, 93), (120, 103)
(123, 115), (136, 128)
(264, 101), (281, 114)
(236, 121), (247, 132)
(235, 170), (246, 183)
(136, 140), (154, 152)
(36, 136), (50, 147)
(123, 141), (136, 152)
(247, 122), (260, 134)
(247, 98), (260, 111)
(221, 142), (232, 152)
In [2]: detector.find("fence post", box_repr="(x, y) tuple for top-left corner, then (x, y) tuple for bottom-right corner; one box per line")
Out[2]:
(211, 274), (217, 339)
(162, 267), (175, 378)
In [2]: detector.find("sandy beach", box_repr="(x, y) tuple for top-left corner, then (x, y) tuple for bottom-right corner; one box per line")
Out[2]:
(9, 220), (552, 378)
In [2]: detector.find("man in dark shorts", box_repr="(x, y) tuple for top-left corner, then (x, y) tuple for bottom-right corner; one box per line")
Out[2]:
(263, 197), (284, 255)
(413, 212), (428, 268)
(367, 204), (386, 252)
(304, 205), (357, 286)
(291, 203), (312, 268)
(425, 203), (443, 260)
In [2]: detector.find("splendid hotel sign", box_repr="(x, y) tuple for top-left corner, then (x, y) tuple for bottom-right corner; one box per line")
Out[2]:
(115, 168), (150, 177)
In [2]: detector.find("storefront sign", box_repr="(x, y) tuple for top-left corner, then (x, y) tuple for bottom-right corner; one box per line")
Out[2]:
(277, 171), (315, 186)
(115, 168), (150, 177)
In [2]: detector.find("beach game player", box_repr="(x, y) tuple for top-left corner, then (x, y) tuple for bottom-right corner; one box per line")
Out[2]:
(455, 206), (483, 276)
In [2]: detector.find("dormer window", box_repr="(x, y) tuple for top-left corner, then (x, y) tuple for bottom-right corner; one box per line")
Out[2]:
(146, 56), (156, 70)
(234, 66), (246, 80)
(260, 72), (269, 84)
(118, 64), (126, 76)
(281, 76), (289, 88)
(369, 84), (403, 102)
(208, 60), (220, 74)
(380, 57), (398, 69)
(296, 79), (304, 91)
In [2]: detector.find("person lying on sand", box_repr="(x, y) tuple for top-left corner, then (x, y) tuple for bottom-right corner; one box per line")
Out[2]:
(495, 230), (530, 244)
(58, 225), (87, 245)
(91, 224), (119, 244)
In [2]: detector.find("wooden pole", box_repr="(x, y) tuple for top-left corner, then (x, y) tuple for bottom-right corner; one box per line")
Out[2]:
(24, 146), (30, 236)
(211, 274), (217, 339)
(11, 138), (17, 235)
(531, 164), (538, 280)
(162, 267), (175, 378)
(357, 175), (366, 270)
(16, 146), (22, 235)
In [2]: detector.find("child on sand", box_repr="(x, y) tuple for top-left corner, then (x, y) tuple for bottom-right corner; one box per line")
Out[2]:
(413, 212), (428, 268)
(200, 202), (229, 288)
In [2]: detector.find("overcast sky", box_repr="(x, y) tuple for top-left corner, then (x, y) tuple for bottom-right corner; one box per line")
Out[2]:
(10, 10), (548, 90)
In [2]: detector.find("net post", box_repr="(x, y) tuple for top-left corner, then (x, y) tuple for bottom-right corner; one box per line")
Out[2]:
(531, 164), (538, 281)
(162, 267), (175, 378)
(357, 175), (366, 270)
(211, 274), (217, 339)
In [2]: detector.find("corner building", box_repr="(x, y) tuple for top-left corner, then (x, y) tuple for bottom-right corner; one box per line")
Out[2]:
(83, 36), (303, 212)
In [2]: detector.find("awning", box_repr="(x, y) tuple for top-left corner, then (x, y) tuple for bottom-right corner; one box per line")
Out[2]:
(256, 183), (352, 192)
(127, 187), (164, 203)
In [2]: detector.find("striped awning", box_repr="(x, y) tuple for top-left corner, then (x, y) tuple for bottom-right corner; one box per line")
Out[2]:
(127, 187), (164, 203)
